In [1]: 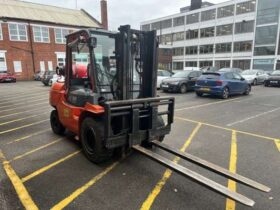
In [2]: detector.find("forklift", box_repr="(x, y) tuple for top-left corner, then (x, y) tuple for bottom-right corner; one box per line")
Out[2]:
(49, 25), (270, 207)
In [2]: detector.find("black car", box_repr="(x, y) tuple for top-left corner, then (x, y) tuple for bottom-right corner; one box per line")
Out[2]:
(264, 70), (280, 87)
(161, 70), (202, 93)
(41, 71), (55, 86)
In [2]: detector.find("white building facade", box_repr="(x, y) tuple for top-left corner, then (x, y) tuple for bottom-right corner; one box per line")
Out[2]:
(140, 0), (280, 71)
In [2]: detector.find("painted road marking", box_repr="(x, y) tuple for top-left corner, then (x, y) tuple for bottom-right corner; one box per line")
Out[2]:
(226, 107), (280, 126)
(0, 112), (49, 126)
(0, 97), (47, 109)
(0, 150), (38, 210)
(274, 139), (280, 152)
(175, 116), (278, 142)
(226, 130), (238, 210)
(175, 98), (240, 112)
(0, 105), (50, 119)
(22, 150), (81, 183)
(50, 162), (119, 210)
(5, 129), (51, 145)
(140, 123), (201, 210)
(0, 119), (49, 135)
(0, 94), (48, 106)
(0, 101), (48, 113)
(9, 138), (63, 162)
(0, 92), (47, 101)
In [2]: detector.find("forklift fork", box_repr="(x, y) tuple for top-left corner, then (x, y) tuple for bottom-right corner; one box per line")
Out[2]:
(133, 141), (271, 207)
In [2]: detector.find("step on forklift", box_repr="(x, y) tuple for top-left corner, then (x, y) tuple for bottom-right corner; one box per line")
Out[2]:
(49, 25), (270, 207)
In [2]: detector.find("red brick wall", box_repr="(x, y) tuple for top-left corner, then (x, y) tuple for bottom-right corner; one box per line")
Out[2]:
(0, 21), (69, 80)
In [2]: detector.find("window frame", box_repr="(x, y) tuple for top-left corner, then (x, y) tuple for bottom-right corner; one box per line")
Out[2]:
(0, 52), (7, 71)
(8, 23), (28, 42)
(33, 26), (50, 43)
(201, 9), (216, 22)
(216, 24), (233, 36)
(234, 41), (253, 52)
(200, 27), (215, 38)
(217, 5), (235, 18)
(54, 28), (70, 44)
(235, 20), (254, 34)
(0, 23), (3, 40)
(236, 0), (256, 15)
(215, 42), (232, 53)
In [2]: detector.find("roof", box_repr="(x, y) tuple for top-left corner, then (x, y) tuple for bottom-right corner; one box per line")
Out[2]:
(0, 0), (101, 28)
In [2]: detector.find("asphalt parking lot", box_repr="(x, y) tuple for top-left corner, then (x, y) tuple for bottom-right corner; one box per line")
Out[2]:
(0, 81), (279, 210)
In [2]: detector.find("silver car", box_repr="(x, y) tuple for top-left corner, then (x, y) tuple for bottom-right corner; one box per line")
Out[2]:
(241, 69), (268, 85)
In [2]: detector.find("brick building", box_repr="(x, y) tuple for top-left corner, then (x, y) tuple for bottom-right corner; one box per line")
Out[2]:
(0, 0), (108, 80)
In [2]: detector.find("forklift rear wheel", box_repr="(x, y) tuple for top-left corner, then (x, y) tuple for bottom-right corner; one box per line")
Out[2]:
(50, 110), (65, 135)
(81, 118), (113, 163)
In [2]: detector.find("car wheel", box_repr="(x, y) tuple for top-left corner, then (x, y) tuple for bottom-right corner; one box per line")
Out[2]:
(180, 84), (187, 94)
(253, 79), (257, 86)
(243, 85), (251, 95)
(221, 87), (229, 99)
(264, 82), (268, 87)
(196, 92), (203, 97)
(50, 110), (65, 135)
(81, 118), (113, 163)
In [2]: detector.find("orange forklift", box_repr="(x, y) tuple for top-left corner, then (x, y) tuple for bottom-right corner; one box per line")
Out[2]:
(49, 25), (270, 207)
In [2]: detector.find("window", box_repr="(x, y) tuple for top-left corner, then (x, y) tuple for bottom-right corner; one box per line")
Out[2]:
(173, 16), (185, 27)
(173, 62), (184, 70)
(233, 73), (242, 80)
(160, 34), (172, 44)
(201, 9), (216, 21)
(0, 24), (2, 40)
(172, 47), (184, 56)
(161, 19), (172, 29)
(185, 46), (198, 55)
(215, 60), (230, 69)
(141, 24), (150, 31)
(200, 61), (213, 67)
(33, 26), (49, 42)
(235, 21), (254, 34)
(253, 59), (274, 70)
(186, 13), (199, 24)
(48, 61), (53, 71)
(9, 23), (27, 41)
(55, 28), (69, 44)
(13, 61), (22, 73)
(0, 52), (7, 71)
(254, 46), (276, 55)
(185, 61), (197, 67)
(236, 1), (256, 14)
(234, 41), (252, 52)
(257, 0), (280, 25)
(159, 48), (172, 56)
(216, 24), (233, 36)
(200, 27), (215, 38)
(40, 61), (45, 72)
(200, 45), (214, 54)
(216, 43), (232, 53)
(186, 29), (198, 39)
(173, 32), (184, 42)
(233, 60), (251, 70)
(217, 5), (235, 18)
(151, 22), (161, 30)
(255, 25), (278, 45)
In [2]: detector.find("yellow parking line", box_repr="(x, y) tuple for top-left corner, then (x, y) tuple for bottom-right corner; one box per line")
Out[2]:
(50, 162), (119, 210)
(22, 150), (81, 182)
(0, 119), (49, 135)
(0, 97), (47, 109)
(6, 128), (51, 145)
(10, 138), (63, 162)
(0, 101), (48, 113)
(175, 116), (277, 142)
(0, 112), (49, 126)
(0, 105), (50, 119)
(226, 131), (238, 210)
(0, 150), (38, 210)
(274, 139), (280, 152)
(0, 94), (48, 105)
(140, 123), (201, 210)
(0, 92), (47, 101)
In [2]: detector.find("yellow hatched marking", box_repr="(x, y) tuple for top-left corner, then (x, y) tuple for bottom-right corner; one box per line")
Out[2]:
(22, 150), (81, 182)
(10, 138), (63, 162)
(0, 150), (38, 210)
(226, 130), (238, 210)
(140, 123), (201, 210)
(0, 112), (49, 126)
(0, 105), (50, 119)
(274, 139), (280, 152)
(0, 101), (48, 113)
(0, 97), (47, 108)
(50, 162), (119, 210)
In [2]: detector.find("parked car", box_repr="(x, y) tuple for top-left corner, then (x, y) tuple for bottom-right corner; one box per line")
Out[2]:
(41, 71), (56, 86)
(49, 74), (65, 86)
(241, 69), (268, 85)
(184, 67), (200, 71)
(200, 66), (219, 72)
(219, 68), (243, 74)
(157, 70), (173, 89)
(195, 72), (251, 99)
(161, 70), (202, 93)
(34, 71), (45, 81)
(0, 71), (16, 83)
(264, 70), (280, 87)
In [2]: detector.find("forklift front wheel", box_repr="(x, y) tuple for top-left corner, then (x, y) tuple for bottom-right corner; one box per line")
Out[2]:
(80, 118), (113, 163)
(50, 110), (65, 135)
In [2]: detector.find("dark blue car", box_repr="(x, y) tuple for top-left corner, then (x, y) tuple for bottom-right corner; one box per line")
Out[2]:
(195, 72), (251, 99)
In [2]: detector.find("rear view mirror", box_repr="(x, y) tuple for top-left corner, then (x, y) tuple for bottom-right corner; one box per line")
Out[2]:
(56, 66), (65, 76)
(88, 37), (97, 48)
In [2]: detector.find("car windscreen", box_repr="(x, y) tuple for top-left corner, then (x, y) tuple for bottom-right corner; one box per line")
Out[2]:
(200, 73), (221, 80)
(271, 71), (280, 76)
(172, 71), (191, 77)
(242, 70), (257, 75)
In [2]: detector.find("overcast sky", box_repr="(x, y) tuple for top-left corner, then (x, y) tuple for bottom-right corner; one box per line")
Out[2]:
(23, 0), (226, 30)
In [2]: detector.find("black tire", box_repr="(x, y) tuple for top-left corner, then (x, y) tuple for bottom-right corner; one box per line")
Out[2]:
(264, 82), (268, 87)
(196, 92), (203, 97)
(180, 84), (187, 94)
(243, 85), (251, 95)
(253, 79), (257, 86)
(80, 118), (113, 163)
(221, 87), (229, 99)
(50, 110), (65, 135)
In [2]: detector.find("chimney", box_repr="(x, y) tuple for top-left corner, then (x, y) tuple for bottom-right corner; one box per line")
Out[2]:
(100, 0), (108, 30)
(190, 0), (202, 11)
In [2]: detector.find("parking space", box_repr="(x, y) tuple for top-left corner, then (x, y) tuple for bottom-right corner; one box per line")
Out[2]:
(0, 82), (279, 210)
